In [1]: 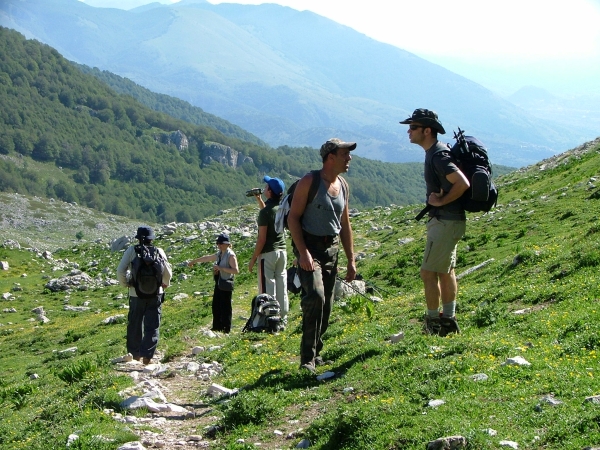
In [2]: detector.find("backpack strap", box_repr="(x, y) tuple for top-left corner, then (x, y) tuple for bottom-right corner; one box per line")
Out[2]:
(414, 146), (453, 221)
(307, 169), (321, 204)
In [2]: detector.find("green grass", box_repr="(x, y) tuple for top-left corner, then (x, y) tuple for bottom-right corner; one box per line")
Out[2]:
(1, 140), (600, 449)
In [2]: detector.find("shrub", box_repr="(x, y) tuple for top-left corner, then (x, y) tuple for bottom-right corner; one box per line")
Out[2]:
(56, 359), (98, 384)
(220, 390), (282, 430)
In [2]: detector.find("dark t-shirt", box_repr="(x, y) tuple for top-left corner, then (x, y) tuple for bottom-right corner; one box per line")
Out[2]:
(424, 141), (465, 220)
(257, 198), (286, 253)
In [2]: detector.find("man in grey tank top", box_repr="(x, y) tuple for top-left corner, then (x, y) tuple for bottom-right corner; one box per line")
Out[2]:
(288, 138), (357, 373)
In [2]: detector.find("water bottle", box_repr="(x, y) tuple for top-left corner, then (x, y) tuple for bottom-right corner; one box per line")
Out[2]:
(245, 188), (263, 197)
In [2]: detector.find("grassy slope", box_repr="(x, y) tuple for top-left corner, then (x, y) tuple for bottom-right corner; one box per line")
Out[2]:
(0, 139), (600, 449)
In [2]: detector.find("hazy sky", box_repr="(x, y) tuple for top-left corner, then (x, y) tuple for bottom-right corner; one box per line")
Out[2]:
(80, 0), (600, 96)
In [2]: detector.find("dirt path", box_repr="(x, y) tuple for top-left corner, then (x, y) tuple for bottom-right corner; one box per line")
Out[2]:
(114, 350), (223, 449)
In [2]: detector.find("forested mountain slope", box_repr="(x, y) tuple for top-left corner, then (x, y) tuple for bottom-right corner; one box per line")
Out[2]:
(0, 27), (457, 222)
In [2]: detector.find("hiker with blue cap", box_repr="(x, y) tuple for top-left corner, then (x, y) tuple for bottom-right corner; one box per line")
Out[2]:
(248, 175), (289, 325)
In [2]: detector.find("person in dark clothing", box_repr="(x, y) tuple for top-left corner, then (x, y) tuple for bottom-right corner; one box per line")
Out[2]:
(188, 233), (239, 333)
(400, 109), (469, 336)
(117, 226), (172, 365)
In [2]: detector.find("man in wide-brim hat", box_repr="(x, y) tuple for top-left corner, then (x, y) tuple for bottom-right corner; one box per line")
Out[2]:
(400, 109), (469, 337)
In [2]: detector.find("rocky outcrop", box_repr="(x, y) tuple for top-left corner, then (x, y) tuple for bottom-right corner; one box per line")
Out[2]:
(201, 141), (253, 169)
(154, 130), (189, 151)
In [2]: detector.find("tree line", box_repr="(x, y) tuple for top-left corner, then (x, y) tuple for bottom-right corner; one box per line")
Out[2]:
(0, 26), (502, 223)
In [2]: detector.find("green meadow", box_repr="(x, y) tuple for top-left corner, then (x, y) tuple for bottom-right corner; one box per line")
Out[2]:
(1, 138), (600, 449)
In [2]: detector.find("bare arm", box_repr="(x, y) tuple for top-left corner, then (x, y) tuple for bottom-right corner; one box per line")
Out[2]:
(339, 185), (356, 282)
(187, 253), (217, 267)
(427, 170), (470, 207)
(287, 173), (314, 271)
(249, 225), (267, 272)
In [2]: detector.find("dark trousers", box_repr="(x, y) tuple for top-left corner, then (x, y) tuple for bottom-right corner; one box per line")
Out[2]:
(295, 234), (339, 365)
(127, 295), (162, 359)
(212, 286), (233, 333)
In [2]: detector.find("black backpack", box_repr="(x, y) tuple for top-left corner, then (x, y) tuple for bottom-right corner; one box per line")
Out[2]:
(242, 294), (283, 333)
(274, 170), (348, 233)
(447, 129), (498, 213)
(131, 244), (166, 299)
(415, 128), (497, 220)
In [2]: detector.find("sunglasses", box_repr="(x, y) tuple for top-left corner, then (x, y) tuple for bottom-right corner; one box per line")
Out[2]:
(409, 124), (426, 130)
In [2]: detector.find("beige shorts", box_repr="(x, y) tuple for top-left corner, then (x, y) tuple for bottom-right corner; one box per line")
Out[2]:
(421, 217), (466, 273)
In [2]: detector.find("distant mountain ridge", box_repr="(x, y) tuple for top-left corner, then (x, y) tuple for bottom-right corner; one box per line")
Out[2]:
(5, 26), (478, 223)
(0, 0), (591, 166)
(76, 64), (268, 147)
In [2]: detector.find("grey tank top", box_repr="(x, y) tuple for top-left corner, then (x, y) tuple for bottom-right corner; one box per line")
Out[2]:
(217, 248), (235, 280)
(302, 176), (346, 236)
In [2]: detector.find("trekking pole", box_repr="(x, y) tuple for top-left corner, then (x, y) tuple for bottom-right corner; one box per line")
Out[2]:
(363, 280), (394, 297)
(453, 127), (469, 156)
(335, 276), (376, 303)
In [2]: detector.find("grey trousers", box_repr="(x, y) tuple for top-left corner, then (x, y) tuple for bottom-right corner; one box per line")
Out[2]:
(294, 234), (339, 366)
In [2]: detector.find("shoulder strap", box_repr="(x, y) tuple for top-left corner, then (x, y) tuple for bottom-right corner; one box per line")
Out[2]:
(307, 169), (321, 204)
(338, 175), (349, 200)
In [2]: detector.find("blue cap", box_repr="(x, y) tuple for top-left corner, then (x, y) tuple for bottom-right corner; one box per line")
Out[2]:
(263, 176), (285, 196)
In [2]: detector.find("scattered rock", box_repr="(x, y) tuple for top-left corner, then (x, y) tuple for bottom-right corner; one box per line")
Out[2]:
(428, 399), (445, 408)
(334, 279), (365, 299)
(390, 331), (404, 343)
(471, 373), (489, 382)
(116, 442), (146, 450)
(64, 305), (91, 312)
(112, 353), (134, 364)
(111, 236), (132, 252)
(207, 383), (237, 398)
(3, 240), (20, 249)
(426, 435), (467, 449)
(502, 356), (531, 366)
(103, 314), (126, 324)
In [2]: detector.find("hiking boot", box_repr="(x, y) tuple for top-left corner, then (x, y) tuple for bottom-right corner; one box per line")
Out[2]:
(314, 356), (333, 366)
(142, 357), (152, 365)
(133, 356), (141, 362)
(423, 315), (442, 335)
(439, 316), (461, 337)
(300, 362), (315, 373)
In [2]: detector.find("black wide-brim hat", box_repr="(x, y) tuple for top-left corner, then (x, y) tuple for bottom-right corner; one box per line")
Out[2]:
(135, 225), (155, 240)
(400, 108), (446, 134)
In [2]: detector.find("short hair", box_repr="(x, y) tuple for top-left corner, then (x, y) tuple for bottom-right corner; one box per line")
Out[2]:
(322, 147), (338, 163)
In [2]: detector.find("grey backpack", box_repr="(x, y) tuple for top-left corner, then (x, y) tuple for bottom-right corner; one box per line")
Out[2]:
(242, 294), (282, 333)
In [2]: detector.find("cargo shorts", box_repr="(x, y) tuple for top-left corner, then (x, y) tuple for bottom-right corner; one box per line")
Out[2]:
(421, 217), (466, 273)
